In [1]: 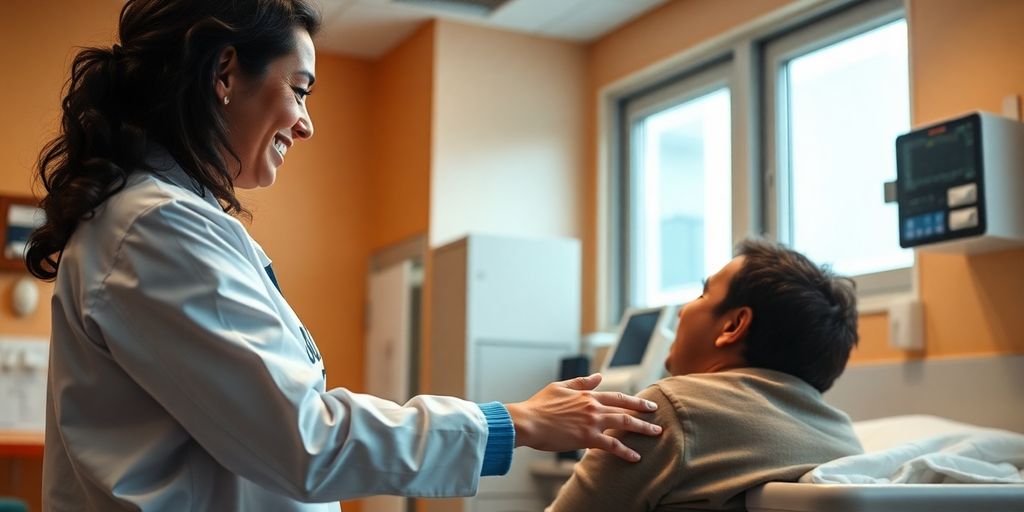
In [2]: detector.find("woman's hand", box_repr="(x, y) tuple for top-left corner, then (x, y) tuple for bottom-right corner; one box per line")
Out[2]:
(504, 373), (662, 462)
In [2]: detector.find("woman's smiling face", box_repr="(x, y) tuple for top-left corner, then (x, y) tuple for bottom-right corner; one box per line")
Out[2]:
(221, 28), (316, 189)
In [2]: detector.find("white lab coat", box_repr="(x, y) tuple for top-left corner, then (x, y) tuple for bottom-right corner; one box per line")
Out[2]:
(43, 150), (496, 511)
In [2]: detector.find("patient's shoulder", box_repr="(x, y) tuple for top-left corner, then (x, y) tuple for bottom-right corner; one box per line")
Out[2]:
(649, 368), (823, 415)
(655, 367), (813, 393)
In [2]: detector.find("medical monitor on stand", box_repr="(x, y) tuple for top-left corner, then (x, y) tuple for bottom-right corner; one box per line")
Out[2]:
(596, 305), (677, 395)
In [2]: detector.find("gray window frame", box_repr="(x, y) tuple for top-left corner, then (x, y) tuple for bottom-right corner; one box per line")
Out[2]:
(762, 0), (912, 297)
(600, 0), (915, 329)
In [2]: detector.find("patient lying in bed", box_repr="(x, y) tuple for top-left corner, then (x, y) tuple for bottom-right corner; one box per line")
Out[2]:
(546, 239), (864, 512)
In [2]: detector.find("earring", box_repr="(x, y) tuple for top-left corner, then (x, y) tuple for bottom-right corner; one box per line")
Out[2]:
(223, 96), (230, 106)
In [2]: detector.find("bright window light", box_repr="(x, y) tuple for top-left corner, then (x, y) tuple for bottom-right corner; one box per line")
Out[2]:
(786, 20), (912, 276)
(634, 88), (732, 306)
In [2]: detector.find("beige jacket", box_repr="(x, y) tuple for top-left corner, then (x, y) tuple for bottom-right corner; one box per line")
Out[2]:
(547, 368), (863, 511)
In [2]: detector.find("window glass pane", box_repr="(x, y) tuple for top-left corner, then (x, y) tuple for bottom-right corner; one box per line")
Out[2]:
(633, 88), (732, 306)
(786, 19), (912, 276)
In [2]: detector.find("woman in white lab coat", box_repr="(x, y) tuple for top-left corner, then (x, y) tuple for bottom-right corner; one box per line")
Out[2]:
(26, 1), (662, 511)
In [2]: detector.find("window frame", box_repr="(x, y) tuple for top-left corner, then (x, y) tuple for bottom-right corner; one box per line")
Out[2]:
(621, 60), (737, 311)
(599, 0), (915, 329)
(762, 0), (912, 296)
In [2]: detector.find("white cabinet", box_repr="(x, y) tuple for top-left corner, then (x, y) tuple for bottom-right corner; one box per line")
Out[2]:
(426, 234), (580, 512)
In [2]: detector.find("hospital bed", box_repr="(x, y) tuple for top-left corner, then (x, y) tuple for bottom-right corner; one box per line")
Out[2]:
(747, 482), (1023, 512)
(534, 354), (1024, 511)
(745, 354), (1024, 512)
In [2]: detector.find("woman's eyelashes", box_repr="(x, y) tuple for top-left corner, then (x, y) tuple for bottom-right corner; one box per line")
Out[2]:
(291, 86), (312, 102)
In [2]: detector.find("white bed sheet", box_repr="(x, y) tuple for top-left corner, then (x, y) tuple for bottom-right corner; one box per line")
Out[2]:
(850, 414), (995, 452)
(745, 415), (1024, 512)
(807, 417), (1024, 484)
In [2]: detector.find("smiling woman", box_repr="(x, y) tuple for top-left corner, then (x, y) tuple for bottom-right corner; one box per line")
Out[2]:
(25, 1), (664, 511)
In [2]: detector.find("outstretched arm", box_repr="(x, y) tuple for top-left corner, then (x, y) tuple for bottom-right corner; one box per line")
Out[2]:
(506, 374), (663, 462)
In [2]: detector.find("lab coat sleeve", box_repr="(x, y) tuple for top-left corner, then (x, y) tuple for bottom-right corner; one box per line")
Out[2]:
(478, 402), (514, 476)
(544, 386), (683, 512)
(90, 197), (493, 502)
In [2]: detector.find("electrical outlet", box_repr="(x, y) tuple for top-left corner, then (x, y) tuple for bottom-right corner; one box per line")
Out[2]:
(1002, 94), (1021, 121)
(887, 298), (924, 351)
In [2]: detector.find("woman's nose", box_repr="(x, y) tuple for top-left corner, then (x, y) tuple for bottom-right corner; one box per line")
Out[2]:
(294, 111), (314, 140)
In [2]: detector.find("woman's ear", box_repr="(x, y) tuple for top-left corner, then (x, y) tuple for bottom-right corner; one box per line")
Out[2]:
(214, 46), (239, 103)
(714, 306), (752, 348)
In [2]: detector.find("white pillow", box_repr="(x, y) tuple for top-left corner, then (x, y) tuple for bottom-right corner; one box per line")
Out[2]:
(852, 415), (989, 452)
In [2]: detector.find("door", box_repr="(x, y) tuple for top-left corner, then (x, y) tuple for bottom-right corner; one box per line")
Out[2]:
(364, 259), (420, 512)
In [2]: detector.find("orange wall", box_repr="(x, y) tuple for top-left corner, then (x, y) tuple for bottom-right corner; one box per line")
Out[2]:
(907, 0), (1024, 359)
(588, 0), (793, 90)
(909, 0), (1024, 126)
(584, 0), (1024, 364)
(365, 19), (435, 406)
(369, 22), (435, 251)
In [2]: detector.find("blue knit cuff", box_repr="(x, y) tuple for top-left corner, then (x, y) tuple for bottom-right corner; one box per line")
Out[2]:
(477, 401), (514, 476)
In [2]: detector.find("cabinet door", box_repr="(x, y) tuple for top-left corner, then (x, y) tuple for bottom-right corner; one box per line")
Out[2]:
(474, 343), (573, 498)
(473, 343), (570, 403)
(429, 240), (469, 398)
(468, 236), (580, 345)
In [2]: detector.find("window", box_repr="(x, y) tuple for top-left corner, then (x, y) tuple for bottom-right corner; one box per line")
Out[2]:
(764, 0), (911, 293)
(617, 64), (737, 311)
(605, 0), (911, 326)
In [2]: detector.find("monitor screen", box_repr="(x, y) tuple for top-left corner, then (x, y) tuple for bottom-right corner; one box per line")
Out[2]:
(897, 116), (979, 196)
(607, 310), (661, 368)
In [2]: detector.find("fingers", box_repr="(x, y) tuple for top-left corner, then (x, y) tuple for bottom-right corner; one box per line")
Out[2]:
(562, 373), (602, 391)
(589, 415), (661, 462)
(592, 390), (658, 413)
(605, 412), (662, 436)
(595, 433), (641, 462)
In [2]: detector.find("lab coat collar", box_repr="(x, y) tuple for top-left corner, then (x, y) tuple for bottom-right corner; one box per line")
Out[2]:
(143, 144), (224, 212)
(141, 143), (275, 269)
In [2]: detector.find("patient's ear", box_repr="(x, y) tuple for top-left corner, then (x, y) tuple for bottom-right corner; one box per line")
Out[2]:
(715, 306), (752, 348)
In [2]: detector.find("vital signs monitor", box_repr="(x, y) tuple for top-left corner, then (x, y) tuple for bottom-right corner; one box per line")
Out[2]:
(896, 111), (1024, 253)
(596, 305), (677, 395)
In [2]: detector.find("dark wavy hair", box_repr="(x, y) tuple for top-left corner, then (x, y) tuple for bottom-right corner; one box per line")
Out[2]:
(715, 239), (859, 392)
(26, 0), (321, 280)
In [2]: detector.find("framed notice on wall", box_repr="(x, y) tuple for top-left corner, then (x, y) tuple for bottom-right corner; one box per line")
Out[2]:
(0, 195), (44, 272)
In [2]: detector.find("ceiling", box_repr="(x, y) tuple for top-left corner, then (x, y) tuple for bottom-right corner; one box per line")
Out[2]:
(316, 0), (668, 59)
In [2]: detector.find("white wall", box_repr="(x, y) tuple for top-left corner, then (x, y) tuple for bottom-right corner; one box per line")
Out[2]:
(430, 20), (587, 247)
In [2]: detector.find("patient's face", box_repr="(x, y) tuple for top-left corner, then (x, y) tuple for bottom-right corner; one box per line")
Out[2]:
(665, 256), (745, 376)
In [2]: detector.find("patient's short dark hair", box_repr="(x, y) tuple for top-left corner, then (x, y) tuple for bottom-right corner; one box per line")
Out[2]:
(714, 238), (858, 392)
